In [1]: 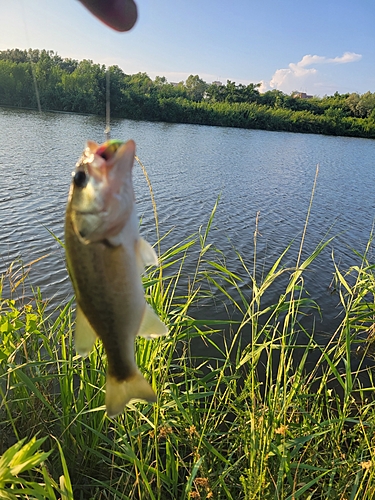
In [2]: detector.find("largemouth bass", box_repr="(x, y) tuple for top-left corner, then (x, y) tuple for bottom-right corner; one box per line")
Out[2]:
(65, 139), (167, 417)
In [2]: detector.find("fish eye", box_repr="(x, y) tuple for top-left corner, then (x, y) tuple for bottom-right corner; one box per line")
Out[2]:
(73, 170), (88, 188)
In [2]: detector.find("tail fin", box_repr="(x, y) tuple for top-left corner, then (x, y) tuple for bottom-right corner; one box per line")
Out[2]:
(105, 371), (157, 417)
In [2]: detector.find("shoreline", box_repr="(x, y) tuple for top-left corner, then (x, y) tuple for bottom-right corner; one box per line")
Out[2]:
(1, 103), (374, 141)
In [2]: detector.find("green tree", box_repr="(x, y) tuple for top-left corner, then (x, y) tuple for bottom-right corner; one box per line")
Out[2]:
(185, 75), (207, 101)
(205, 82), (226, 102)
(126, 72), (153, 95)
(356, 91), (375, 118)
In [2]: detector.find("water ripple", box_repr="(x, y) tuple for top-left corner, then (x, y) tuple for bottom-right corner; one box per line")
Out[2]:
(1, 108), (375, 331)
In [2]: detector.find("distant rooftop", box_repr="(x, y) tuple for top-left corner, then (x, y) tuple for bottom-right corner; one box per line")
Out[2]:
(292, 92), (313, 99)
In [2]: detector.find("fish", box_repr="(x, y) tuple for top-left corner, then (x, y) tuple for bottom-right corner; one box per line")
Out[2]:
(65, 138), (168, 417)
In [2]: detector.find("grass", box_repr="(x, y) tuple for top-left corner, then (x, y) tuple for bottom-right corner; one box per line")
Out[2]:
(2, 192), (375, 498)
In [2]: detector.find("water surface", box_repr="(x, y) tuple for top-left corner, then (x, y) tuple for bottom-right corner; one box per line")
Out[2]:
(1, 107), (375, 337)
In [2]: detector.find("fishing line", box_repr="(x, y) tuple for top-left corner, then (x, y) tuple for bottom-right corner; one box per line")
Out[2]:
(105, 69), (111, 141)
(29, 55), (42, 114)
(20, 0), (42, 114)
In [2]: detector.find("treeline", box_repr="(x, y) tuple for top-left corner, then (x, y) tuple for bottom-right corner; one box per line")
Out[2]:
(1, 48), (375, 138)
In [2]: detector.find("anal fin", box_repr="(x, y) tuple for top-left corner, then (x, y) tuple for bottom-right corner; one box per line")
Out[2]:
(105, 371), (157, 417)
(138, 303), (168, 339)
(75, 305), (98, 357)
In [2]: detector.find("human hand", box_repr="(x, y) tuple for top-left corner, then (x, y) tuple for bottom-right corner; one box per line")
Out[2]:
(79, 0), (137, 32)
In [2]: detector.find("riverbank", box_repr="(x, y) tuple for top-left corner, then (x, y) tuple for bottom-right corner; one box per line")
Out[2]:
(2, 96), (375, 141)
(2, 210), (375, 499)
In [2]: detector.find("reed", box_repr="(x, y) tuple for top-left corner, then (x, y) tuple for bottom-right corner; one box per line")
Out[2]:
(1, 201), (375, 499)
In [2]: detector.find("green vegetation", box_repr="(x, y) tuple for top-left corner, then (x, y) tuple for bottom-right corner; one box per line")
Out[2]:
(2, 189), (375, 498)
(1, 48), (375, 138)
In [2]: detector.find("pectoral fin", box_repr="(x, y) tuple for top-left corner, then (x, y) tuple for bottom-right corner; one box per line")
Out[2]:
(75, 305), (98, 357)
(105, 371), (157, 417)
(138, 237), (158, 267)
(138, 303), (168, 339)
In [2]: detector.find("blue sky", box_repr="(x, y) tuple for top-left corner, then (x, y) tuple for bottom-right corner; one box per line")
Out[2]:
(1, 0), (375, 96)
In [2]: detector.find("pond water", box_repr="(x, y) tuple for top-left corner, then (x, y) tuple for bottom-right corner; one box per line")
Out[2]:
(1, 107), (375, 340)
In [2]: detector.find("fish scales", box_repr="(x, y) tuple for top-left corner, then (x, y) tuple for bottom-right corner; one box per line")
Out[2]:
(65, 222), (143, 380)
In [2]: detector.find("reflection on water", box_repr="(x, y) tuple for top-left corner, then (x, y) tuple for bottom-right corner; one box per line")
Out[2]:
(1, 107), (375, 336)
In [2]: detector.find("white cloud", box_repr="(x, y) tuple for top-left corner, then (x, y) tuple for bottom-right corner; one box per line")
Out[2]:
(326, 52), (362, 64)
(262, 52), (362, 95)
